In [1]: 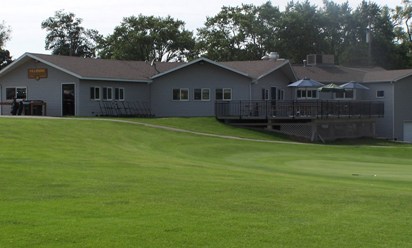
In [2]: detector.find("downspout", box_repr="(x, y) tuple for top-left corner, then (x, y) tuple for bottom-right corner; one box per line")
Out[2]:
(0, 84), (2, 115)
(391, 81), (395, 140)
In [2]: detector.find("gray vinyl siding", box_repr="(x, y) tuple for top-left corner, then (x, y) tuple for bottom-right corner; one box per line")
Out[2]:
(394, 77), (412, 141)
(0, 60), (78, 116)
(362, 82), (394, 139)
(77, 80), (149, 116)
(150, 62), (251, 117)
(252, 69), (292, 100)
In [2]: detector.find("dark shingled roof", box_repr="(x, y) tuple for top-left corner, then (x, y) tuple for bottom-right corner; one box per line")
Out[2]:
(293, 64), (412, 83)
(221, 59), (291, 79)
(6, 53), (411, 84)
(28, 54), (293, 81)
(30, 53), (184, 82)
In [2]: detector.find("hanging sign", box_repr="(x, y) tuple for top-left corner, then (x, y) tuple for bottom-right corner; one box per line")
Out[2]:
(28, 68), (48, 80)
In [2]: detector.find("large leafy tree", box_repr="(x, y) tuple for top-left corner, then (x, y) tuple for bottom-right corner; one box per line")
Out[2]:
(41, 10), (100, 57)
(196, 2), (281, 61)
(320, 1), (353, 64)
(338, 1), (399, 68)
(392, 0), (412, 68)
(0, 21), (12, 69)
(99, 15), (195, 62)
(393, 0), (412, 42)
(277, 1), (324, 64)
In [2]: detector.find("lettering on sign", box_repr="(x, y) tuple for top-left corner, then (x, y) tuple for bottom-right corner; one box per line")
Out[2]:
(28, 68), (48, 80)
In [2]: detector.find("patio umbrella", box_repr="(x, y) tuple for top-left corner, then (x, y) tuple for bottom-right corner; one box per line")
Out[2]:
(340, 81), (369, 90)
(318, 83), (345, 92)
(288, 77), (324, 88)
(318, 83), (345, 99)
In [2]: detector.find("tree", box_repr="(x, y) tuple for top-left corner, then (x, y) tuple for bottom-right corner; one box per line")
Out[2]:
(41, 10), (100, 57)
(392, 0), (412, 68)
(0, 21), (12, 69)
(393, 0), (412, 42)
(0, 21), (11, 48)
(99, 15), (195, 62)
(320, 0), (353, 64)
(277, 1), (324, 63)
(338, 1), (399, 68)
(196, 2), (281, 61)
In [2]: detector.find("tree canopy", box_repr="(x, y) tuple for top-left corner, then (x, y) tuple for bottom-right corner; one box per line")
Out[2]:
(99, 15), (195, 62)
(195, 0), (411, 69)
(196, 2), (281, 61)
(41, 10), (99, 58)
(0, 21), (12, 69)
(0, 0), (405, 69)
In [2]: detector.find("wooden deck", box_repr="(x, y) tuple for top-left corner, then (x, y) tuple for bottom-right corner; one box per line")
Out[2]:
(215, 100), (384, 120)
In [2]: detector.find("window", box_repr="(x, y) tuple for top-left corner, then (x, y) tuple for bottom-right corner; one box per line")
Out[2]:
(376, 90), (384, 98)
(296, 89), (317, 99)
(102, 87), (113, 101)
(90, 87), (100, 100)
(114, 88), (125, 101)
(6, 87), (27, 100)
(335, 90), (354, 99)
(172, 88), (189, 101)
(277, 89), (285, 100)
(194, 88), (210, 101)
(216, 88), (232, 101)
(262, 89), (269, 100)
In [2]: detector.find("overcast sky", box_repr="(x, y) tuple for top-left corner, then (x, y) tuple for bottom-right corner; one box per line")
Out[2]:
(1, 0), (399, 59)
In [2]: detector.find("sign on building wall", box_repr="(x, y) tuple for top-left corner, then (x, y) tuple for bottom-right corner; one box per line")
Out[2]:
(28, 68), (48, 80)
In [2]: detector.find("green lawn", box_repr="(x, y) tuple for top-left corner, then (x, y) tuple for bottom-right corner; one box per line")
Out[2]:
(0, 117), (411, 247)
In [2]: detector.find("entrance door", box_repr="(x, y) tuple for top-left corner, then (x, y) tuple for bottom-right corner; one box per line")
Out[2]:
(270, 87), (277, 116)
(270, 87), (277, 100)
(404, 122), (412, 143)
(62, 84), (75, 116)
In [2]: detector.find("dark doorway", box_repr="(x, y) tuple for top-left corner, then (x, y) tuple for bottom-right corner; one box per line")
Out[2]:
(62, 84), (75, 116)
(270, 87), (277, 116)
(270, 87), (277, 100)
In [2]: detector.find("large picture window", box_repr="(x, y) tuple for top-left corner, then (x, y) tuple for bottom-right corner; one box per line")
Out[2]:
(297, 89), (318, 99)
(90, 87), (100, 100)
(173, 88), (189, 101)
(335, 90), (354, 99)
(6, 87), (27, 100)
(216, 88), (232, 101)
(194, 88), (210, 101)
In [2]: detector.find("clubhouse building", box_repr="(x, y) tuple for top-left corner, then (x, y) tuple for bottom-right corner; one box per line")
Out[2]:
(1, 53), (412, 142)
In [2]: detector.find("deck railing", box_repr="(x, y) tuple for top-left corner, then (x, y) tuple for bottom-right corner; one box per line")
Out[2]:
(215, 100), (384, 120)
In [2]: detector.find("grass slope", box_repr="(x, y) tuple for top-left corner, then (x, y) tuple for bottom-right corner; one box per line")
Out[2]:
(0, 117), (411, 247)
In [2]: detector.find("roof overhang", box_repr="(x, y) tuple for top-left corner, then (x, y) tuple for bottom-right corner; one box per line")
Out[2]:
(256, 60), (297, 82)
(0, 53), (151, 83)
(150, 57), (251, 80)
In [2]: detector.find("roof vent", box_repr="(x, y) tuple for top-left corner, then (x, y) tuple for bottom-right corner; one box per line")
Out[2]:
(262, 52), (279, 61)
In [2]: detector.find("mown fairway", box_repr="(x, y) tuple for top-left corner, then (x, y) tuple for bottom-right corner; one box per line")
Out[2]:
(0, 117), (411, 247)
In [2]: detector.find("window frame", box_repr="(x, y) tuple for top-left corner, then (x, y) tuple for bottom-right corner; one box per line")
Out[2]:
(194, 88), (210, 101)
(114, 87), (125, 101)
(376, 90), (384, 98)
(296, 88), (318, 100)
(6, 87), (27, 100)
(335, 90), (354, 100)
(90, 86), (101, 100)
(102, 87), (113, 101)
(172, 88), (189, 101)
(216, 88), (232, 101)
